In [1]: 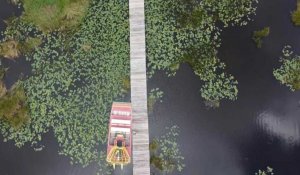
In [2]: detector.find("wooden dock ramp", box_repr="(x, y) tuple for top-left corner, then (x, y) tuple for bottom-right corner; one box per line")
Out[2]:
(129, 0), (150, 174)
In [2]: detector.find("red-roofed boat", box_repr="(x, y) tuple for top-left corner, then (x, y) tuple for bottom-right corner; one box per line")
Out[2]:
(106, 102), (132, 169)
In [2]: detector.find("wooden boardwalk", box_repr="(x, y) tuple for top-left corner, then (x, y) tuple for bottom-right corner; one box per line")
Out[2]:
(129, 0), (150, 174)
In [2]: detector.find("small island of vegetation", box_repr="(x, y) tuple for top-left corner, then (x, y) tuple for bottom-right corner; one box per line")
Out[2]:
(252, 27), (270, 48)
(291, 0), (300, 26)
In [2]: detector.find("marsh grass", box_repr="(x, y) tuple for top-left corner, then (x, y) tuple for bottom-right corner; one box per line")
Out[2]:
(252, 27), (270, 48)
(292, 1), (300, 26)
(0, 38), (42, 59)
(0, 83), (29, 129)
(0, 40), (21, 59)
(23, 0), (90, 32)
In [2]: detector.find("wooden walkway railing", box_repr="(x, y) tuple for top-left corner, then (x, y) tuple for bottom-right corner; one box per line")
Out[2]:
(129, 0), (150, 174)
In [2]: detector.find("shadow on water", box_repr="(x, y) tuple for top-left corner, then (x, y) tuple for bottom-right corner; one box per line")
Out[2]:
(149, 0), (300, 174)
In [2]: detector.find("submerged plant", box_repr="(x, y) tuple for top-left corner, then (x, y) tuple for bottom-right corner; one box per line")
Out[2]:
(255, 166), (274, 175)
(148, 88), (163, 113)
(273, 46), (300, 91)
(252, 27), (270, 48)
(291, 0), (300, 26)
(150, 125), (185, 174)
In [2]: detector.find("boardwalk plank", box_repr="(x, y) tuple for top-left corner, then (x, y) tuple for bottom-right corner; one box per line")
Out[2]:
(129, 0), (150, 174)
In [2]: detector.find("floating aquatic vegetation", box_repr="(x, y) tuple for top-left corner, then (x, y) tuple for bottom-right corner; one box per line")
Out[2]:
(0, 0), (129, 169)
(145, 0), (258, 107)
(274, 46), (300, 91)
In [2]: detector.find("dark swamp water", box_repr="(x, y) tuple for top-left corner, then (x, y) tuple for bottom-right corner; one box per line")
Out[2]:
(0, 0), (300, 175)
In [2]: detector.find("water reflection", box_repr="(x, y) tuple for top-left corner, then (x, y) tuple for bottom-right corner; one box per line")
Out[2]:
(257, 110), (300, 147)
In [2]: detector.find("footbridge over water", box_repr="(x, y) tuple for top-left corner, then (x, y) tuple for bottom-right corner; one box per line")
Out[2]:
(129, 0), (151, 174)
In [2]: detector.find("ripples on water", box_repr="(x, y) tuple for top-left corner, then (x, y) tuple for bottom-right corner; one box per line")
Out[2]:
(257, 110), (300, 147)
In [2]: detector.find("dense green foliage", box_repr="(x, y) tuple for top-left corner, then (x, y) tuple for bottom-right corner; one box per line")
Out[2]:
(22, 0), (90, 32)
(150, 125), (185, 174)
(273, 46), (300, 91)
(146, 0), (258, 106)
(252, 27), (270, 48)
(0, 0), (129, 168)
(291, 1), (300, 26)
(255, 167), (274, 175)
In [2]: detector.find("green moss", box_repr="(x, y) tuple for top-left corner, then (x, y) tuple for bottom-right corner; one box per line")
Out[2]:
(0, 83), (29, 129)
(252, 27), (270, 48)
(22, 0), (90, 32)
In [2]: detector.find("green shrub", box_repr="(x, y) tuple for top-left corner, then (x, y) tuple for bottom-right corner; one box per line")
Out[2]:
(273, 46), (300, 91)
(252, 27), (270, 48)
